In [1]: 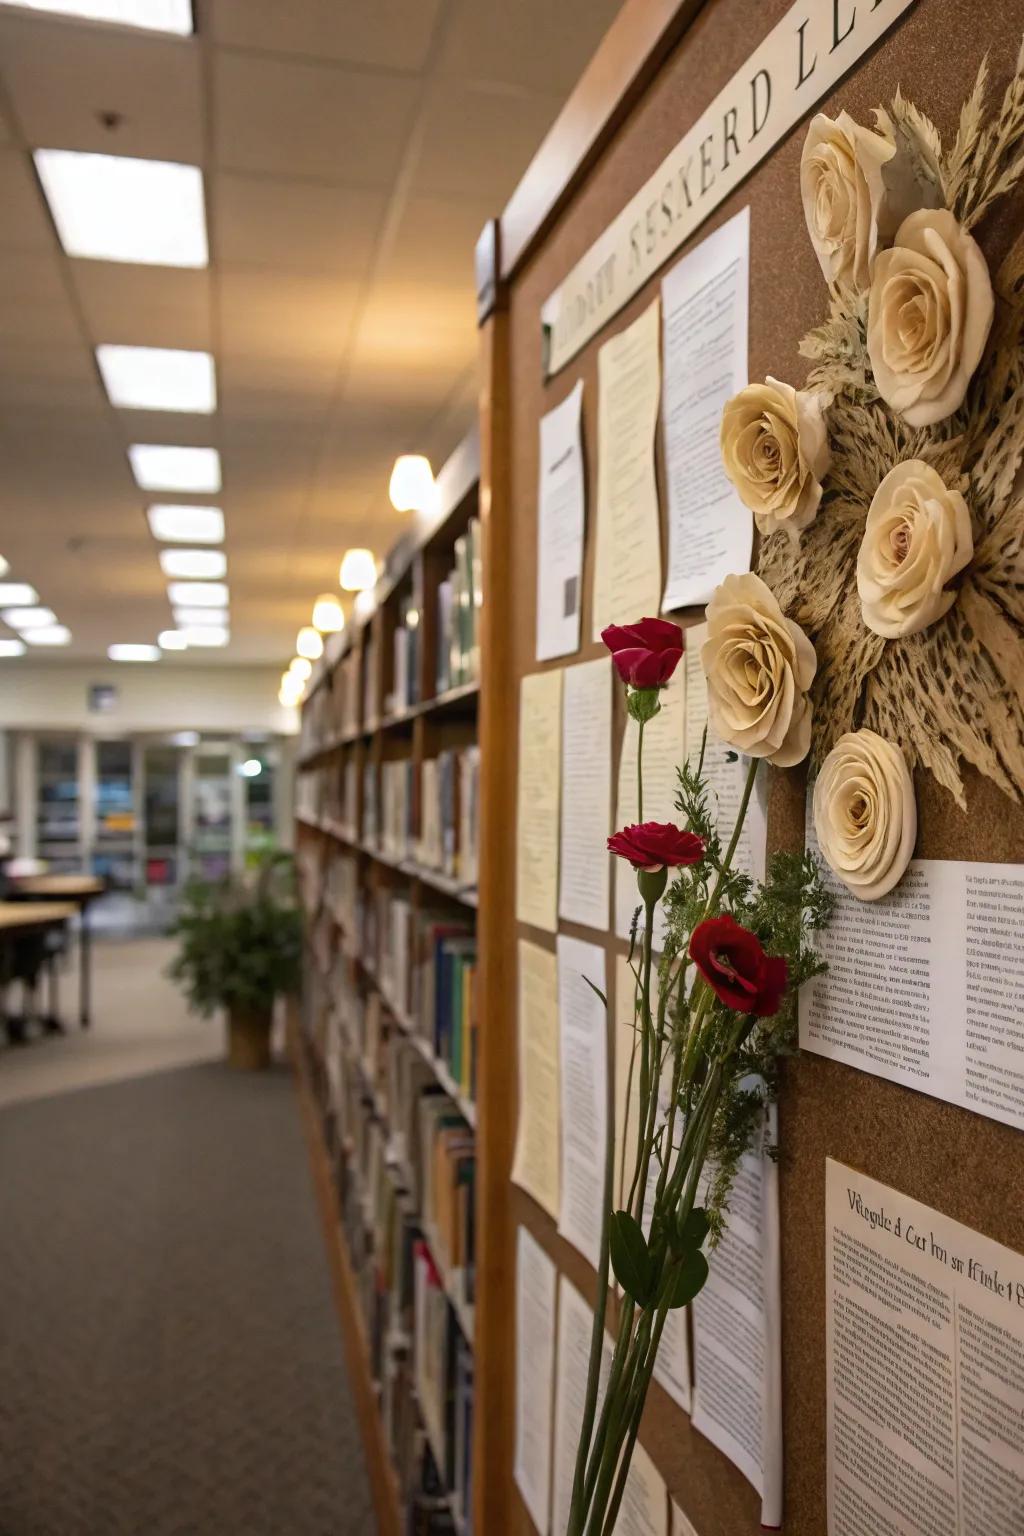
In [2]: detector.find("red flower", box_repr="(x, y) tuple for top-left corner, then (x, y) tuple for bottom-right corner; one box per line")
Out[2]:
(689, 914), (787, 1017)
(601, 617), (683, 688)
(608, 822), (705, 871)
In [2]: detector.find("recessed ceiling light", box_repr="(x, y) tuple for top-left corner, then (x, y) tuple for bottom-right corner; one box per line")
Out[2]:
(173, 607), (228, 627)
(339, 547), (378, 592)
(180, 625), (228, 647)
(0, 582), (40, 606)
(129, 444), (220, 492)
(158, 629), (188, 651)
(147, 504), (224, 544)
(0, 638), (26, 657)
(108, 643), (160, 662)
(24, 625), (71, 646)
(35, 150), (207, 268)
(97, 345), (216, 413)
(2, 606), (57, 630)
(167, 580), (228, 609)
(0, 2), (193, 34)
(0, 556), (9, 578)
(158, 548), (226, 580)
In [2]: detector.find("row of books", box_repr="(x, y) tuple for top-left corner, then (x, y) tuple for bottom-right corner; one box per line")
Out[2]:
(419, 747), (480, 888)
(381, 759), (416, 862)
(436, 518), (482, 694)
(390, 594), (422, 715)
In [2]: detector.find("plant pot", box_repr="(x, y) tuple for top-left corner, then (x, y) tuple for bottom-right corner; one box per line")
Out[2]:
(227, 1006), (273, 1071)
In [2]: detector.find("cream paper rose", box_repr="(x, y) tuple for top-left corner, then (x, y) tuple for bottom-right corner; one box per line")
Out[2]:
(801, 111), (903, 291)
(857, 460), (973, 638)
(720, 377), (830, 539)
(813, 730), (917, 901)
(867, 208), (994, 426)
(702, 572), (816, 767)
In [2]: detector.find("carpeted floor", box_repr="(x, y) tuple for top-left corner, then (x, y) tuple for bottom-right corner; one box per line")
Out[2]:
(0, 1061), (374, 1536)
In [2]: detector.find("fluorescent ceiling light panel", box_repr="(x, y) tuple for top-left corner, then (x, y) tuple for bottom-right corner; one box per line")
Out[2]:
(108, 643), (160, 662)
(0, 582), (39, 606)
(180, 625), (228, 647)
(0, 556), (8, 578)
(35, 150), (207, 267)
(158, 548), (226, 580)
(97, 345), (216, 413)
(0, 639), (26, 657)
(0, 2), (192, 33)
(167, 581), (227, 608)
(2, 606), (56, 630)
(129, 444), (220, 493)
(158, 629), (188, 650)
(173, 606), (228, 627)
(147, 504), (223, 544)
(25, 625), (71, 646)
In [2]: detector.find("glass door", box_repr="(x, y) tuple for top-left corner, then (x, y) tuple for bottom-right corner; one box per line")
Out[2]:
(143, 745), (181, 888)
(93, 739), (137, 890)
(191, 743), (232, 882)
(36, 736), (82, 871)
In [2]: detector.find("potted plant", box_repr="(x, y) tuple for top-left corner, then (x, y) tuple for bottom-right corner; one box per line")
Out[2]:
(168, 851), (303, 1070)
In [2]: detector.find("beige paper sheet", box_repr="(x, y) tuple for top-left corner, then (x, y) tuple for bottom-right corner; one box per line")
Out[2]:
(614, 665), (688, 944)
(516, 668), (563, 931)
(512, 939), (561, 1221)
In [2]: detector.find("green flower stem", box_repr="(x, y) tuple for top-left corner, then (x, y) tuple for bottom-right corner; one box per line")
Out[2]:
(567, 971), (618, 1536)
(627, 900), (658, 1223)
(708, 755), (760, 916)
(579, 1295), (635, 1519)
(636, 718), (645, 822)
(583, 1308), (656, 1536)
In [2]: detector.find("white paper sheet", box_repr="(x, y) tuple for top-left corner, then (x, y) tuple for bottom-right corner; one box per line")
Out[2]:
(614, 664), (688, 949)
(691, 1104), (783, 1527)
(537, 380), (586, 662)
(684, 624), (768, 883)
(802, 804), (1024, 1134)
(515, 1225), (558, 1534)
(513, 939), (561, 1220)
(660, 208), (751, 612)
(826, 1159), (1024, 1535)
(516, 669), (563, 932)
(557, 935), (608, 1269)
(614, 1439), (669, 1536)
(671, 1501), (700, 1536)
(592, 299), (662, 640)
(552, 1275), (615, 1536)
(560, 656), (613, 930)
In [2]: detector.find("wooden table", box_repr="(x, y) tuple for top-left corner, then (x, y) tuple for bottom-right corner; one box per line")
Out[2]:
(7, 876), (105, 1028)
(0, 900), (77, 1042)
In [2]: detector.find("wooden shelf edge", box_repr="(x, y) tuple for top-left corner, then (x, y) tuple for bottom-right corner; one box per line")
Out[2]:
(289, 1018), (403, 1536)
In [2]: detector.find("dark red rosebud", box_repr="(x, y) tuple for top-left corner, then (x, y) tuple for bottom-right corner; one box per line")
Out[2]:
(607, 821), (705, 871)
(689, 913), (787, 1018)
(601, 617), (683, 688)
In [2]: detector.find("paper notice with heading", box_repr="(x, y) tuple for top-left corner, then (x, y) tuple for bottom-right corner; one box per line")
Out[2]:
(671, 1502), (700, 1536)
(802, 802), (1024, 1134)
(516, 670), (563, 932)
(552, 1275), (614, 1536)
(560, 656), (612, 930)
(827, 1159), (1024, 1535)
(537, 380), (586, 662)
(691, 1105), (783, 1527)
(614, 664), (688, 949)
(614, 955), (691, 1414)
(592, 298), (662, 639)
(557, 934), (608, 1269)
(512, 939), (561, 1220)
(661, 208), (751, 612)
(684, 625), (768, 883)
(615, 1439), (669, 1536)
(514, 1225), (557, 1534)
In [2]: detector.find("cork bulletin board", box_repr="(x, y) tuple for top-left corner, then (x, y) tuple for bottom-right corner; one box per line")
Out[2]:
(480, 2), (1024, 1532)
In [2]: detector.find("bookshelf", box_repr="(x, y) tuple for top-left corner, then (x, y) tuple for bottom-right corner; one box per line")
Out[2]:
(294, 429), (483, 1536)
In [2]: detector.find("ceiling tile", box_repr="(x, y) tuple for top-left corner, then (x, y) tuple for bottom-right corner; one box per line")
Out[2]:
(379, 191), (487, 288)
(209, 0), (443, 74)
(214, 52), (415, 185)
(0, 16), (203, 161)
(0, 149), (56, 249)
(415, 81), (564, 200)
(0, 247), (80, 344)
(439, 0), (624, 94)
(215, 172), (385, 275)
(72, 263), (212, 349)
(219, 269), (359, 363)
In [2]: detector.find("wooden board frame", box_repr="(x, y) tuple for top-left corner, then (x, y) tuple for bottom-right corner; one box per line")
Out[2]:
(474, 3), (1024, 1533)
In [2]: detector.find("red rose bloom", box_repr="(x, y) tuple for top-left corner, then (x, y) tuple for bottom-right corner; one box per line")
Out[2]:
(607, 822), (705, 871)
(601, 617), (683, 688)
(689, 914), (787, 1018)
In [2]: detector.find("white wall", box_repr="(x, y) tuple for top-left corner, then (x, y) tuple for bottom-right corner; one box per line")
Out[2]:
(0, 662), (298, 735)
